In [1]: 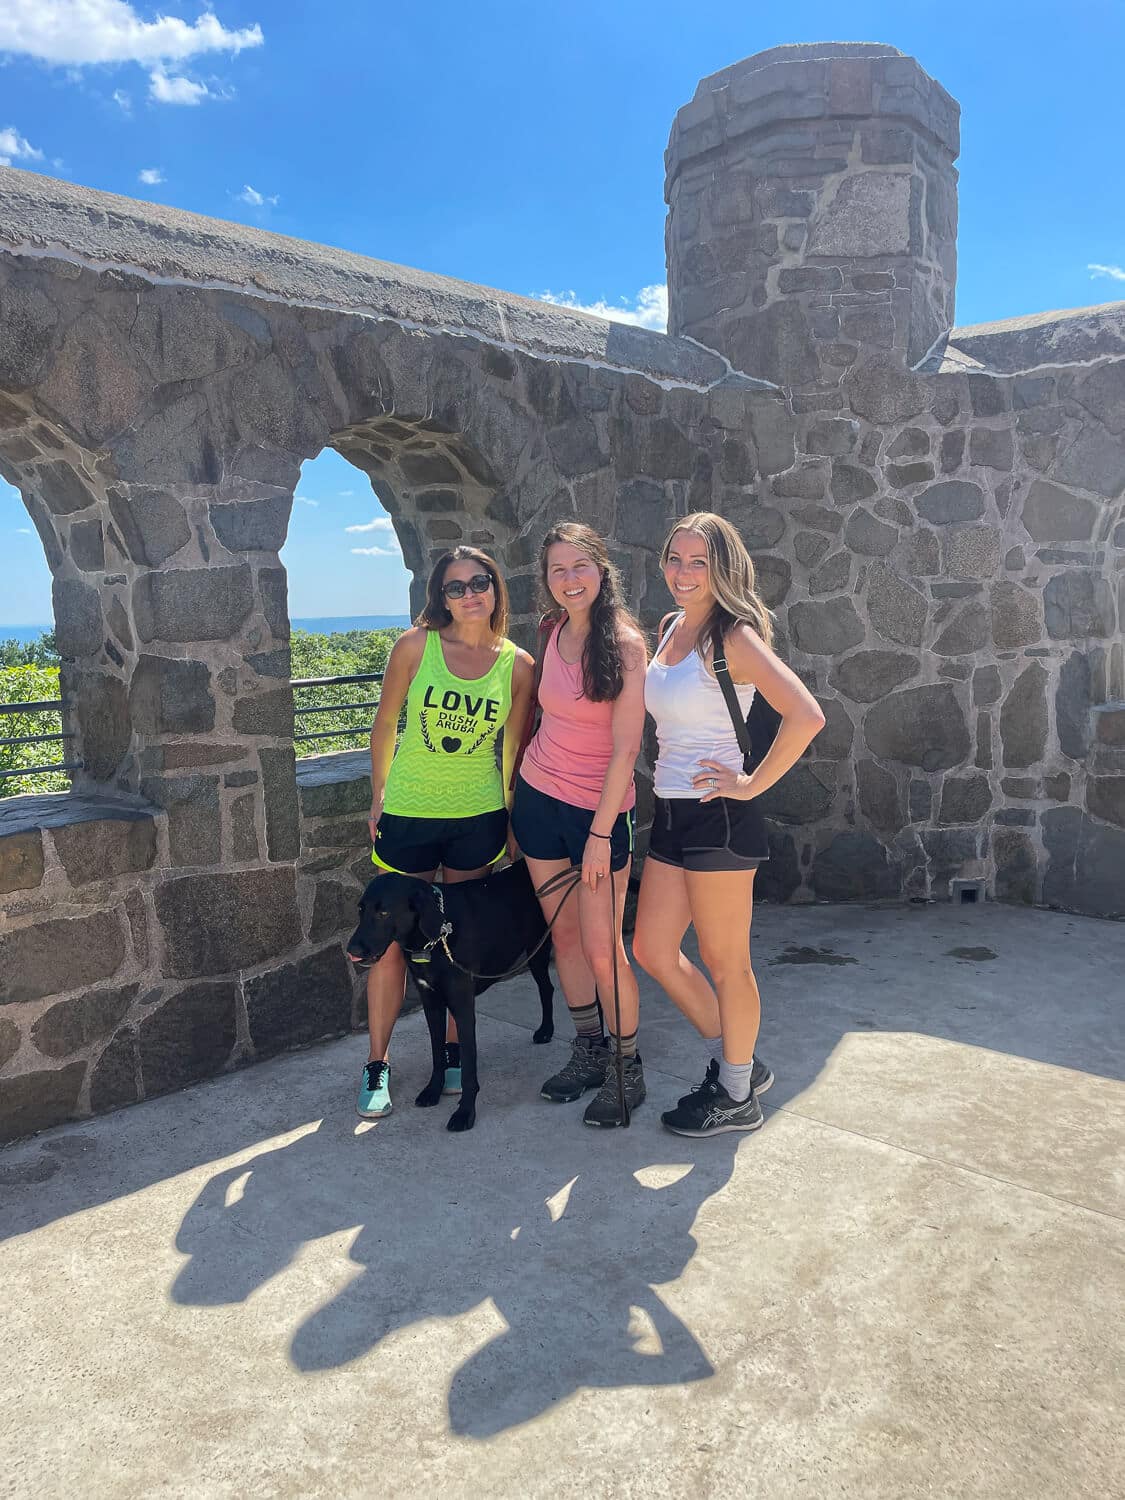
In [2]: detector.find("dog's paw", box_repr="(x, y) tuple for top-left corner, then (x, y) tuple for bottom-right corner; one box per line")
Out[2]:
(415, 1082), (443, 1108)
(532, 1023), (554, 1044)
(446, 1106), (476, 1132)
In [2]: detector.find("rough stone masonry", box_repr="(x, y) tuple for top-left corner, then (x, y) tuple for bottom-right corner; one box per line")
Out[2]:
(0, 41), (1122, 1141)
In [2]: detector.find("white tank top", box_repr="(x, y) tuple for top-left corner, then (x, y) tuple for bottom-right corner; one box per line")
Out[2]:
(645, 614), (758, 799)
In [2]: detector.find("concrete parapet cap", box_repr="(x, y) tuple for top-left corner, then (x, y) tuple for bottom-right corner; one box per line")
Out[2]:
(0, 165), (731, 391)
(925, 302), (1125, 375)
(668, 41), (959, 182)
(0, 788), (159, 838)
(295, 749), (370, 792)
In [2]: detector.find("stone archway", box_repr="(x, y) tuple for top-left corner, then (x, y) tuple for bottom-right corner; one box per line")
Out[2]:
(0, 395), (134, 787)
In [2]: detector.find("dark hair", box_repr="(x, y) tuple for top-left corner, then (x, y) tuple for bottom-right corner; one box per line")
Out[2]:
(416, 546), (509, 638)
(538, 521), (642, 702)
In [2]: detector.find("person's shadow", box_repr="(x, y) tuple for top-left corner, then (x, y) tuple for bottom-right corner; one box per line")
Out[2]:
(171, 1097), (742, 1438)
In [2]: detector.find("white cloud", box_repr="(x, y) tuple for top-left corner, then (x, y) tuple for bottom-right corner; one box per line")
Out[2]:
(137, 166), (163, 185)
(15, 527), (32, 535)
(0, 126), (44, 167)
(1089, 263), (1125, 283)
(237, 182), (278, 207)
(112, 88), (131, 112)
(0, 2), (263, 66)
(294, 495), (318, 507)
(149, 69), (208, 106)
(351, 545), (398, 557)
(345, 516), (394, 534)
(339, 489), (355, 497)
(533, 283), (668, 332)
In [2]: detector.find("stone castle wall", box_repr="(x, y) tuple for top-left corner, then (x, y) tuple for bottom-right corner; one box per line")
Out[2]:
(0, 40), (1122, 1141)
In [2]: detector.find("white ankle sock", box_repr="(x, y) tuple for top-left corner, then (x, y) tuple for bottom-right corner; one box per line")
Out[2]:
(718, 1058), (753, 1103)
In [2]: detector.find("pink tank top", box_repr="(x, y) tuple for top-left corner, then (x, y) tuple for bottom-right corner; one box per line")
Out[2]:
(520, 620), (636, 813)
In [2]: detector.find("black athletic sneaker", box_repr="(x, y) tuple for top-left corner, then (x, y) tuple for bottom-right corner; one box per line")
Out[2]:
(540, 1037), (609, 1103)
(674, 1055), (772, 1109)
(583, 1053), (645, 1127)
(661, 1073), (763, 1137)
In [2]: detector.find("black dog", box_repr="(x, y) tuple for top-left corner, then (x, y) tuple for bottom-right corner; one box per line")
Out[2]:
(346, 860), (557, 1132)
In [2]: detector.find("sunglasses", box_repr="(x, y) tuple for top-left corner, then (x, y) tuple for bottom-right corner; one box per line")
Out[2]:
(442, 573), (493, 600)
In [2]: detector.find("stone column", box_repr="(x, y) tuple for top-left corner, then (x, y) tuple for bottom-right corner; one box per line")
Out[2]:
(665, 43), (960, 385)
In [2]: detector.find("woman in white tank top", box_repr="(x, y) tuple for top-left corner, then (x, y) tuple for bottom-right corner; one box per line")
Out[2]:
(633, 512), (826, 1138)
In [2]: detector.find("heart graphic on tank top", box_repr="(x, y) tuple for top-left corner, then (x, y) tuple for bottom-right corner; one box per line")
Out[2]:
(441, 736), (462, 753)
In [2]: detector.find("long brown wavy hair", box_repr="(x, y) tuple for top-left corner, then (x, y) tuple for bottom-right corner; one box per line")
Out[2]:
(538, 521), (641, 702)
(416, 545), (509, 637)
(659, 512), (775, 660)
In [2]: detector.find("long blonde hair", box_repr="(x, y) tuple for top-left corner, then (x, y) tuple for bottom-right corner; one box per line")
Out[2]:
(659, 512), (775, 659)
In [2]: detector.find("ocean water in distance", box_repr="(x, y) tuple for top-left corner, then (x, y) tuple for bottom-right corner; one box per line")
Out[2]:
(0, 615), (412, 645)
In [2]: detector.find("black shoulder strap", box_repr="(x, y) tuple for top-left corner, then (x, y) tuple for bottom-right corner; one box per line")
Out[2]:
(711, 652), (753, 770)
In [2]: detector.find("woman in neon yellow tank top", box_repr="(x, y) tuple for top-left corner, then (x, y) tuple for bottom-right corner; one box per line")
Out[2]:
(356, 547), (534, 1121)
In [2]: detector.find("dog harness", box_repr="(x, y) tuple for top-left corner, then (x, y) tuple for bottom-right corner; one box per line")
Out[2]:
(405, 884), (454, 964)
(384, 629), (517, 819)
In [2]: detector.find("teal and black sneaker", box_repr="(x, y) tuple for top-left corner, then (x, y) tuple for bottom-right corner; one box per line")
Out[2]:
(357, 1060), (392, 1118)
(442, 1043), (462, 1096)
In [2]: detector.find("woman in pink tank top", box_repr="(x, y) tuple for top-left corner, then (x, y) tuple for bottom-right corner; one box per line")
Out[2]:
(510, 522), (647, 1128)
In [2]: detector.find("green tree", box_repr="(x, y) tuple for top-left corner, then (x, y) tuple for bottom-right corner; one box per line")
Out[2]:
(0, 631), (58, 667)
(290, 627), (402, 757)
(0, 662), (68, 797)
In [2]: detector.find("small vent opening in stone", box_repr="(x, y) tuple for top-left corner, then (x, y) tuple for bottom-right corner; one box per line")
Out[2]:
(952, 879), (987, 906)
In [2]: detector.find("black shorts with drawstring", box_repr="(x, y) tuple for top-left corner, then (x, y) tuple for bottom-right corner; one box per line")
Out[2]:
(647, 795), (769, 873)
(511, 775), (634, 873)
(372, 808), (508, 875)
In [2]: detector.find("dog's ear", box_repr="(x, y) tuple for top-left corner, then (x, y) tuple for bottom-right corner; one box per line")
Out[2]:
(407, 883), (445, 946)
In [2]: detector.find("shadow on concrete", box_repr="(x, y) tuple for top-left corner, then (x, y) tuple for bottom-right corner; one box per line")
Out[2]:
(169, 1109), (740, 1437)
(2, 902), (1120, 1252)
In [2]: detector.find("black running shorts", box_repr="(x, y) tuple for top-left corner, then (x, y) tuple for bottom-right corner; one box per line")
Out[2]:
(511, 775), (634, 873)
(647, 794), (768, 873)
(372, 807), (508, 875)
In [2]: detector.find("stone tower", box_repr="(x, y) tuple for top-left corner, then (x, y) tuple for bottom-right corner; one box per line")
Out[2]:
(665, 42), (960, 384)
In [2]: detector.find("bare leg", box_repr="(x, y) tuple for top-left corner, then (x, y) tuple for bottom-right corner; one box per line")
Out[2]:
(633, 857), (720, 1036)
(366, 943), (408, 1063)
(685, 869), (760, 1065)
(577, 859), (639, 1040)
(365, 864), (438, 1061)
(523, 854), (596, 1017)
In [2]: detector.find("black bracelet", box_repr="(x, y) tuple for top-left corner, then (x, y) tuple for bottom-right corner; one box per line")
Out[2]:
(588, 830), (612, 840)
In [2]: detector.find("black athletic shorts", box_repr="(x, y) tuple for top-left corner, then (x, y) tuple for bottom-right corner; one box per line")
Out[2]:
(372, 807), (508, 875)
(511, 775), (634, 873)
(648, 794), (769, 873)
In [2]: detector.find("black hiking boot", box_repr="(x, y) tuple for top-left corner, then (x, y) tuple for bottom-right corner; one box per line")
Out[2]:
(582, 1053), (646, 1128)
(540, 1037), (609, 1103)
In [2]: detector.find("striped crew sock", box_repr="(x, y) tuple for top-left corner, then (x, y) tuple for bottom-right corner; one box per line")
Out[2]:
(570, 1001), (604, 1043)
(611, 1030), (638, 1060)
(718, 1058), (753, 1104)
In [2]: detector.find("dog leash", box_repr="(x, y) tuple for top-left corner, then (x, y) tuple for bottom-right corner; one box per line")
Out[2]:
(436, 866), (582, 982)
(608, 862), (628, 1128)
(436, 863), (630, 1129)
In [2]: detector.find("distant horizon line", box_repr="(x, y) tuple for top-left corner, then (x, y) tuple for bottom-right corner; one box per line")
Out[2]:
(1, 613), (413, 628)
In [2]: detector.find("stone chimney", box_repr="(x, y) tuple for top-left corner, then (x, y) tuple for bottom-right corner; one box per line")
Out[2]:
(665, 43), (960, 385)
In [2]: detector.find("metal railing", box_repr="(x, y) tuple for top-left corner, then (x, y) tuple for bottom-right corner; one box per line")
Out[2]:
(291, 671), (384, 750)
(0, 672), (382, 789)
(0, 697), (82, 782)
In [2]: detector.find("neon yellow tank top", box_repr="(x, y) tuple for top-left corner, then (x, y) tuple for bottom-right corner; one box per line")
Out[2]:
(383, 630), (517, 818)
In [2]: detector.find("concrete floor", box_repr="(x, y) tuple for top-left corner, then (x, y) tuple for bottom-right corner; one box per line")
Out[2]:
(1, 901), (1123, 1500)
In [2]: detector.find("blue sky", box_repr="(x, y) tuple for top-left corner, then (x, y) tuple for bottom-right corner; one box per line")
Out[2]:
(2, 0), (1123, 626)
